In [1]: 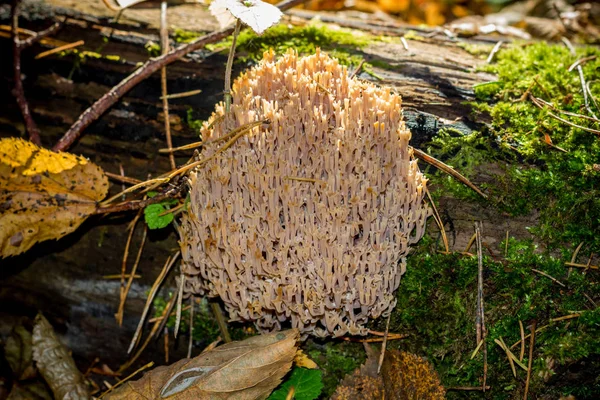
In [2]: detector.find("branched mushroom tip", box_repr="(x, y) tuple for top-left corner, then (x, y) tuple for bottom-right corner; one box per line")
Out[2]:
(180, 49), (430, 338)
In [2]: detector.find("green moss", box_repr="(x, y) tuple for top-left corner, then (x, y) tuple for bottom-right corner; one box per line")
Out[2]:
(376, 235), (600, 399)
(457, 41), (493, 57)
(426, 42), (600, 252)
(306, 341), (365, 399)
(403, 30), (425, 41)
(173, 28), (202, 44)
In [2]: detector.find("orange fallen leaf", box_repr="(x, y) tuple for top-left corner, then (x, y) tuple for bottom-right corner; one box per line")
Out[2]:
(106, 329), (299, 400)
(0, 137), (108, 257)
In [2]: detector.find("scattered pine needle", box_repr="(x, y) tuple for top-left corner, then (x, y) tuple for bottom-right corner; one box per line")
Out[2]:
(447, 386), (491, 391)
(175, 270), (185, 338)
(116, 223), (147, 326)
(531, 268), (566, 287)
(564, 261), (598, 270)
(35, 39), (84, 59)
(105, 171), (143, 185)
(98, 361), (154, 399)
(426, 188), (449, 253)
(470, 339), (484, 360)
(211, 302), (232, 343)
(103, 274), (141, 279)
(187, 296), (195, 358)
(128, 252), (180, 354)
(160, 89), (202, 100)
(413, 147), (488, 199)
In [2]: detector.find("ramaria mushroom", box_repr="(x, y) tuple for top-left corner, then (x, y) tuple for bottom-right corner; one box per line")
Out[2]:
(179, 49), (430, 338)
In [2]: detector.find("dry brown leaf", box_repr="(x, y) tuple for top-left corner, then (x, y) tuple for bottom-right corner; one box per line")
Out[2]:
(106, 329), (299, 400)
(4, 322), (37, 381)
(0, 137), (108, 258)
(32, 314), (89, 400)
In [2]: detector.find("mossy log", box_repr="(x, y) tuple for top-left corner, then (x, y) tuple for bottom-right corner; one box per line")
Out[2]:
(0, 0), (537, 368)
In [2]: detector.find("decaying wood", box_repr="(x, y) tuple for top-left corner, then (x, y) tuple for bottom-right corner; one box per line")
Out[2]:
(0, 0), (537, 370)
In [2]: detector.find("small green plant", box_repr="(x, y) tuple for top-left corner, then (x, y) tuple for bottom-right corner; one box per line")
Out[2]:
(144, 191), (179, 229)
(267, 368), (323, 400)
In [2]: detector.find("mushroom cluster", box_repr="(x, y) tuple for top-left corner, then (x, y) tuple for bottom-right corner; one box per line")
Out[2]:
(179, 49), (430, 337)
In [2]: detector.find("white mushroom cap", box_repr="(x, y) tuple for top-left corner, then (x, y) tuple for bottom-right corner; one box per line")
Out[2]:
(180, 49), (430, 338)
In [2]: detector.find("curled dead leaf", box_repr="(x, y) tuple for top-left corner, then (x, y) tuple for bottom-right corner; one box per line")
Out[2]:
(106, 329), (299, 400)
(32, 314), (89, 400)
(0, 137), (108, 258)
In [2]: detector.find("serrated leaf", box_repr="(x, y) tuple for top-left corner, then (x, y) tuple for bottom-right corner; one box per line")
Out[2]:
(0, 138), (108, 258)
(144, 203), (174, 229)
(267, 368), (323, 400)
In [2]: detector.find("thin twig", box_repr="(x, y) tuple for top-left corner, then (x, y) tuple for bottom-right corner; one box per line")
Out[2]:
(447, 386), (491, 391)
(475, 223), (487, 390)
(349, 59), (365, 79)
(20, 19), (64, 48)
(52, 0), (306, 152)
(523, 321), (536, 400)
(160, 1), (175, 170)
(211, 302), (232, 343)
(377, 313), (391, 374)
(11, 0), (41, 145)
(413, 148), (488, 199)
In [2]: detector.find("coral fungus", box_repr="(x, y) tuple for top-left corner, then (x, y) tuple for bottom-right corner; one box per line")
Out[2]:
(179, 49), (429, 337)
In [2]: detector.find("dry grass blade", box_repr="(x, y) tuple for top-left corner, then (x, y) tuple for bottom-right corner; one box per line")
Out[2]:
(426, 189), (449, 253)
(486, 40), (503, 64)
(100, 177), (170, 206)
(115, 225), (147, 326)
(562, 37), (598, 119)
(128, 251), (180, 354)
(159, 140), (204, 153)
(470, 339), (484, 360)
(568, 55), (598, 72)
(494, 338), (516, 377)
(413, 148), (487, 199)
(475, 223), (488, 390)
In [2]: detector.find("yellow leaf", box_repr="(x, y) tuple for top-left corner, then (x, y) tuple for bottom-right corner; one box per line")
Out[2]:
(294, 349), (318, 369)
(0, 138), (108, 258)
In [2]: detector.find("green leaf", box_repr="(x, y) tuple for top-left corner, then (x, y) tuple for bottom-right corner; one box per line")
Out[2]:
(267, 368), (323, 400)
(144, 203), (174, 229)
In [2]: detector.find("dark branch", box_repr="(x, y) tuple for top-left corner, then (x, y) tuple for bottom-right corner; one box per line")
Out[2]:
(12, 0), (41, 145)
(20, 19), (65, 48)
(52, 0), (308, 152)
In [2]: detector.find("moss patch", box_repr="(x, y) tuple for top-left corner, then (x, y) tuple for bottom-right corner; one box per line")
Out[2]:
(373, 235), (600, 399)
(426, 42), (600, 253)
